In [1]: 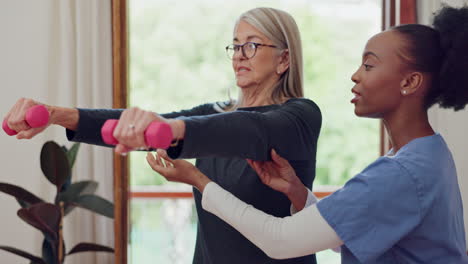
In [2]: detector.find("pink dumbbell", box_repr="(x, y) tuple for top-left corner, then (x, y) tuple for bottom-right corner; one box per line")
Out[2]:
(101, 119), (173, 150)
(2, 105), (50, 136)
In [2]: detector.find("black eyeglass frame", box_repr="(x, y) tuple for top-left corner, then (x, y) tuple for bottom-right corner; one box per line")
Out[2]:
(225, 42), (278, 59)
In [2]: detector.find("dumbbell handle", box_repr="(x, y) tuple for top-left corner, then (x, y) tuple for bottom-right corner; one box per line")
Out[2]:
(2, 105), (50, 136)
(101, 119), (173, 150)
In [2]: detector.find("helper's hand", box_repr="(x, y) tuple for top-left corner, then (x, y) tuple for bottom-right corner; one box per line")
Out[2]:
(146, 149), (212, 192)
(113, 107), (168, 154)
(4, 98), (51, 139)
(247, 149), (301, 194)
(247, 149), (308, 210)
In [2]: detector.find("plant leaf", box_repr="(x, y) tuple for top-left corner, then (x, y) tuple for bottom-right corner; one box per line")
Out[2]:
(40, 141), (71, 190)
(66, 143), (80, 169)
(17, 198), (29, 209)
(67, 242), (114, 255)
(0, 183), (44, 208)
(72, 195), (114, 219)
(58, 178), (71, 201)
(17, 203), (61, 241)
(57, 181), (98, 215)
(56, 143), (80, 199)
(0, 246), (45, 264)
(42, 239), (56, 264)
(59, 181), (98, 202)
(40, 234), (65, 264)
(61, 145), (68, 153)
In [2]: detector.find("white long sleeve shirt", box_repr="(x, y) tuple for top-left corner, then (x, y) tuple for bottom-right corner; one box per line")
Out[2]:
(201, 182), (343, 259)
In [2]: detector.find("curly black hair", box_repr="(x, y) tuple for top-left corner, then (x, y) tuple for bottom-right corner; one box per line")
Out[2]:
(393, 5), (468, 111)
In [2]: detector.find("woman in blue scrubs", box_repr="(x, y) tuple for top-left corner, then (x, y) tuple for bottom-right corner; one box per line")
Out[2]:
(147, 5), (468, 264)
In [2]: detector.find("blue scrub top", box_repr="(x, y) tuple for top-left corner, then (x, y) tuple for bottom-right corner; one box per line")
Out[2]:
(317, 134), (468, 263)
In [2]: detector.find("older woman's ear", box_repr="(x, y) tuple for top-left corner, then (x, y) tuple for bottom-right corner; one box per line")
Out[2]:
(276, 49), (290, 75)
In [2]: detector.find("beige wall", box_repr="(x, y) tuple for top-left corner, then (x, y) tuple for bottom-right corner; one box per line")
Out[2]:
(417, 0), (468, 247)
(0, 1), (70, 262)
(429, 107), (468, 244)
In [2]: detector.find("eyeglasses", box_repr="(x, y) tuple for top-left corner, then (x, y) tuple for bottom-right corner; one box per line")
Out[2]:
(225, 42), (278, 59)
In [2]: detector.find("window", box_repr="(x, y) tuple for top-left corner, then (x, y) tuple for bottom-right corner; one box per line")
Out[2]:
(125, 0), (382, 263)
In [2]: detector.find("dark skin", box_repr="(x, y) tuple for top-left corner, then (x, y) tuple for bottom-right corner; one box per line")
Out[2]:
(147, 29), (436, 210)
(351, 30), (435, 152)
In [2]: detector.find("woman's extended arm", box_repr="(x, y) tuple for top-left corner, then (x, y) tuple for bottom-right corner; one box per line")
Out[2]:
(58, 104), (211, 147)
(4, 97), (215, 146)
(66, 103), (215, 149)
(170, 98), (321, 161)
(4, 98), (80, 139)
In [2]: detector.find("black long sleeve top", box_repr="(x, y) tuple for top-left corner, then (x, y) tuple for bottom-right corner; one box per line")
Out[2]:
(66, 98), (322, 264)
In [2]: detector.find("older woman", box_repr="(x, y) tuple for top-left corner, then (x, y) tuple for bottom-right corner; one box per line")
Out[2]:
(147, 6), (468, 264)
(5, 8), (321, 264)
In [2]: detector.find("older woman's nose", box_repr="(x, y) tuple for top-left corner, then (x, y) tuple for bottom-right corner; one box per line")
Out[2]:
(232, 51), (241, 60)
(233, 50), (246, 60)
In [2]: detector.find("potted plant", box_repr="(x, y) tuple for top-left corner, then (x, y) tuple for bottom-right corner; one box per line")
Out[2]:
(0, 141), (114, 264)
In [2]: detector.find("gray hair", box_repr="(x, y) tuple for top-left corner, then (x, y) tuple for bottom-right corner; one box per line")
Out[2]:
(226, 7), (304, 110)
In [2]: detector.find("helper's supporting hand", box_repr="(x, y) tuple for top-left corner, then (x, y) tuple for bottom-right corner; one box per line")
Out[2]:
(146, 149), (212, 192)
(247, 149), (308, 210)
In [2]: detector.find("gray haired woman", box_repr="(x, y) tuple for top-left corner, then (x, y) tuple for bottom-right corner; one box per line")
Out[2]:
(5, 7), (321, 264)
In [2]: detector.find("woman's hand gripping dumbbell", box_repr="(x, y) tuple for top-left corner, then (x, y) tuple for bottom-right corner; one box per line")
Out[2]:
(3, 100), (50, 138)
(101, 119), (173, 150)
(103, 107), (185, 154)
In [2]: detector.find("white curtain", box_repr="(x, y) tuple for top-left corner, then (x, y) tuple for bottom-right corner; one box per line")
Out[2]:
(0, 0), (114, 263)
(417, 0), (468, 249)
(44, 0), (114, 263)
(417, 0), (468, 24)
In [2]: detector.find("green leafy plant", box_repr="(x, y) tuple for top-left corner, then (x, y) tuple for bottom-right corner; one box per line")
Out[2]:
(0, 141), (114, 264)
